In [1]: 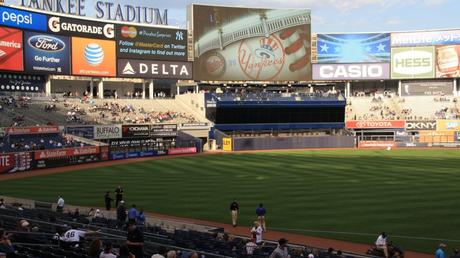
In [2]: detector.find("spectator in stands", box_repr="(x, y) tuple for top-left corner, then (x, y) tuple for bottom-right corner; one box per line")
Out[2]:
(115, 186), (124, 207)
(256, 203), (266, 231)
(137, 208), (146, 230)
(230, 198), (239, 227)
(117, 201), (127, 227)
(436, 244), (447, 258)
(88, 239), (103, 257)
(188, 252), (199, 258)
(57, 195), (65, 213)
(269, 238), (289, 258)
(375, 232), (388, 258)
(0, 199), (5, 209)
(126, 222), (144, 258)
(17, 203), (24, 211)
(60, 226), (99, 247)
(100, 242), (117, 258)
(335, 250), (344, 257)
(250, 221), (263, 245)
(128, 204), (138, 223)
(167, 250), (177, 258)
(245, 239), (257, 255)
(152, 246), (167, 258)
(104, 191), (113, 211)
(449, 249), (460, 258)
(0, 228), (14, 254)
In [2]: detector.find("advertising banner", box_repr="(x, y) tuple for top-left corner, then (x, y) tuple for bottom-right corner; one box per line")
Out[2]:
(0, 73), (44, 92)
(435, 45), (460, 78)
(5, 126), (59, 134)
(168, 147), (197, 155)
(401, 80), (453, 96)
(223, 137), (232, 151)
(0, 152), (32, 174)
(66, 125), (94, 138)
(149, 124), (177, 137)
(35, 153), (101, 169)
(192, 5), (311, 81)
(405, 120), (437, 131)
(71, 37), (116, 77)
(24, 31), (71, 74)
(346, 120), (405, 129)
(47, 16), (115, 39)
(316, 33), (390, 63)
(419, 130), (455, 143)
(0, 26), (23, 72)
(391, 30), (460, 47)
(117, 59), (192, 79)
(116, 25), (187, 61)
(110, 151), (156, 160)
(94, 124), (122, 139)
(358, 141), (396, 149)
(437, 120), (460, 131)
(0, 5), (47, 31)
(34, 146), (100, 160)
(122, 124), (150, 138)
(391, 46), (435, 79)
(312, 63), (390, 80)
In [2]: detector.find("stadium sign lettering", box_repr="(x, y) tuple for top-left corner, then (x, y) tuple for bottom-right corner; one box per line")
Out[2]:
(28, 35), (65, 52)
(0, 5), (47, 31)
(312, 63), (390, 80)
(406, 121), (436, 131)
(0, 155), (10, 167)
(391, 47), (435, 79)
(117, 60), (193, 79)
(48, 16), (115, 38)
(346, 120), (405, 129)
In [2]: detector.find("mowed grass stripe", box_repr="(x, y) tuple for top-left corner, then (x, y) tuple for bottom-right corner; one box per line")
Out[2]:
(1, 149), (460, 253)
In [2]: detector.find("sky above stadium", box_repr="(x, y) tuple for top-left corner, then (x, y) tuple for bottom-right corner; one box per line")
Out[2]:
(5, 0), (460, 32)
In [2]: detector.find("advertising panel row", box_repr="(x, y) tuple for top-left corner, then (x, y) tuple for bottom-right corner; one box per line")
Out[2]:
(0, 5), (190, 80)
(122, 124), (178, 138)
(346, 119), (460, 133)
(192, 4), (311, 81)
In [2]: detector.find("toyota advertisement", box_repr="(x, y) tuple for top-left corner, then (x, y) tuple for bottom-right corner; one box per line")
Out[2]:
(312, 63), (390, 80)
(0, 26), (23, 71)
(391, 46), (435, 79)
(116, 25), (187, 61)
(192, 4), (311, 81)
(24, 31), (70, 74)
(71, 37), (116, 77)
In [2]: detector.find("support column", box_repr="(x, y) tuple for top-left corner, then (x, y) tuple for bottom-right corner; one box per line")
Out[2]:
(89, 79), (94, 99)
(195, 84), (199, 93)
(346, 82), (351, 98)
(149, 79), (154, 99)
(398, 80), (402, 97)
(97, 80), (104, 99)
(45, 76), (51, 96)
(453, 78), (457, 97)
(142, 80), (146, 99)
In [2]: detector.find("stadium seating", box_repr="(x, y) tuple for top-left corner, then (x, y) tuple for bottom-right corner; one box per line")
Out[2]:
(0, 134), (88, 154)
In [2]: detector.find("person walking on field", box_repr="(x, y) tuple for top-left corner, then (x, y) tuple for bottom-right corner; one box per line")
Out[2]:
(104, 191), (113, 211)
(256, 203), (266, 231)
(230, 198), (239, 227)
(115, 186), (124, 208)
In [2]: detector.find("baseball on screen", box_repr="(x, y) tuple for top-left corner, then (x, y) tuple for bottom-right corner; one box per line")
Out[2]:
(191, 4), (311, 81)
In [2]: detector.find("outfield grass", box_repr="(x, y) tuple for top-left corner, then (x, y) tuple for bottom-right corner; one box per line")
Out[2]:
(1, 149), (459, 254)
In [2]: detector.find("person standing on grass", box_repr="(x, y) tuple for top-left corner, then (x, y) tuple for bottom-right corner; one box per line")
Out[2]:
(436, 243), (447, 258)
(375, 232), (388, 258)
(56, 195), (65, 213)
(256, 203), (266, 231)
(115, 186), (124, 207)
(230, 198), (239, 227)
(104, 191), (113, 211)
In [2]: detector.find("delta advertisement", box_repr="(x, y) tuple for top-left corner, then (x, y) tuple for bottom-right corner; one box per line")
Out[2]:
(312, 63), (390, 80)
(401, 80), (453, 96)
(391, 46), (435, 79)
(0, 73), (44, 92)
(24, 31), (71, 74)
(116, 25), (187, 61)
(71, 37), (116, 77)
(436, 45), (460, 78)
(316, 33), (390, 63)
(117, 59), (192, 79)
(0, 26), (23, 72)
(192, 5), (311, 81)
(391, 30), (460, 47)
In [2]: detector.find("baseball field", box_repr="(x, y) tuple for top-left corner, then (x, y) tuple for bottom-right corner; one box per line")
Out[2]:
(0, 149), (459, 254)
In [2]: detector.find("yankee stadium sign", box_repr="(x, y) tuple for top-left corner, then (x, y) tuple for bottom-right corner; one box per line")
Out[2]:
(9, 0), (168, 25)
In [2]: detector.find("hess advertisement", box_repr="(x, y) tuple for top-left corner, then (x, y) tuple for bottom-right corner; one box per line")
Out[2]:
(116, 25), (187, 61)
(192, 5), (311, 81)
(312, 63), (390, 80)
(71, 37), (116, 77)
(0, 26), (23, 72)
(436, 45), (460, 78)
(316, 33), (390, 63)
(391, 46), (435, 79)
(24, 31), (71, 74)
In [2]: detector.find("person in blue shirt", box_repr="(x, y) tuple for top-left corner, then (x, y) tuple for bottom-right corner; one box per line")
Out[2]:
(137, 209), (146, 231)
(128, 204), (138, 224)
(436, 243), (447, 258)
(256, 203), (266, 231)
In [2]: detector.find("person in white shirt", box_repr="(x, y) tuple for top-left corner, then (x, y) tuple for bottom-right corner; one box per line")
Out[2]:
(250, 221), (263, 245)
(375, 232), (388, 258)
(60, 227), (98, 245)
(245, 240), (258, 255)
(99, 243), (117, 258)
(56, 196), (65, 213)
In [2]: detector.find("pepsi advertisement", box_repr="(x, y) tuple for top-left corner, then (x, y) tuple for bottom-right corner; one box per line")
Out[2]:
(24, 31), (71, 74)
(0, 6), (47, 31)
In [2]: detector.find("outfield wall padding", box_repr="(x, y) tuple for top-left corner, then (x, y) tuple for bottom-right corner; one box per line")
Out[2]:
(232, 135), (354, 151)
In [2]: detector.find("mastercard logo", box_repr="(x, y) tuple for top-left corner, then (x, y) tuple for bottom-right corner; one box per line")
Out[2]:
(121, 26), (137, 38)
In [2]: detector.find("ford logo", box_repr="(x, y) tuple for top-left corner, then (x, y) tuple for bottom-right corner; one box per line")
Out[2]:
(28, 35), (65, 52)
